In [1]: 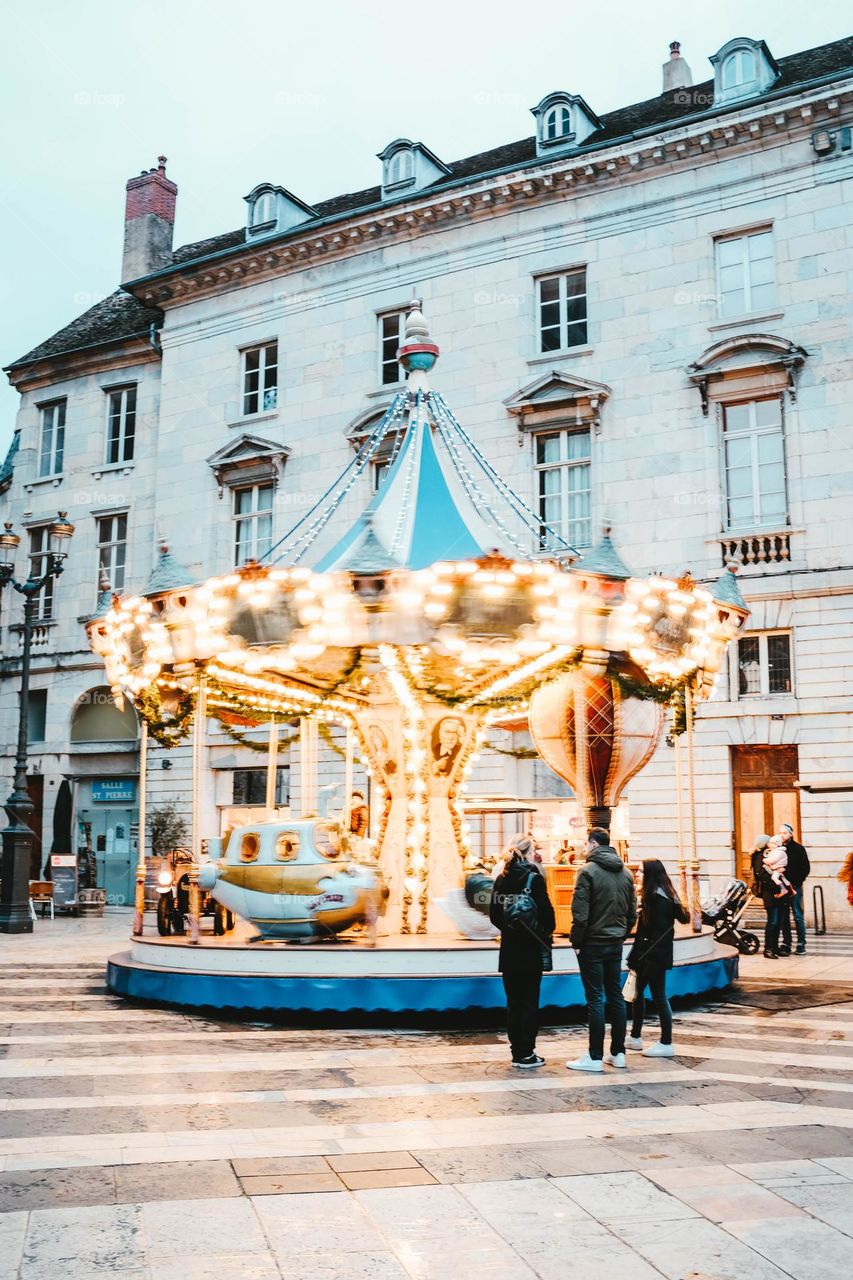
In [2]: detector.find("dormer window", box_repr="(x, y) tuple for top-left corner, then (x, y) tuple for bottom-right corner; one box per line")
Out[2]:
(543, 104), (572, 142)
(531, 92), (601, 157)
(251, 191), (276, 228)
(378, 139), (450, 200)
(711, 37), (779, 105)
(387, 148), (414, 188)
(722, 48), (755, 91)
(244, 184), (317, 239)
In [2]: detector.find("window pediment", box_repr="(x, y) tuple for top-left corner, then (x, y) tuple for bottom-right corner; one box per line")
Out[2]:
(687, 334), (806, 415)
(207, 434), (290, 495)
(504, 370), (611, 437)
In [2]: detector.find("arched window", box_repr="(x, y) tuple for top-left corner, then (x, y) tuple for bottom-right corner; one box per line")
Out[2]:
(252, 192), (276, 226)
(70, 687), (138, 743)
(387, 149), (414, 186)
(543, 104), (571, 141)
(722, 49), (756, 90)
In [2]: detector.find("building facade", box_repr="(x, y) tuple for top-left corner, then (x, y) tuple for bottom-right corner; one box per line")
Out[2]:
(3, 35), (853, 921)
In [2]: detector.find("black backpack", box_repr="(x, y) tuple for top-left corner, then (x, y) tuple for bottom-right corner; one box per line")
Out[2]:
(502, 866), (540, 933)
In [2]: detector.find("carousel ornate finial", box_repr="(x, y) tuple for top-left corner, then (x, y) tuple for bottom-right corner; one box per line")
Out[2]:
(90, 568), (114, 620)
(397, 298), (439, 377)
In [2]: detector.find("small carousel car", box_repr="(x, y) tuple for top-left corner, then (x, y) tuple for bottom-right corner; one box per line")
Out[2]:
(196, 818), (388, 941)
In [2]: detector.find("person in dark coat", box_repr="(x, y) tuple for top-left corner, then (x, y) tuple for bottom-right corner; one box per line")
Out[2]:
(489, 834), (555, 1069)
(626, 859), (690, 1057)
(778, 823), (810, 955)
(750, 834), (784, 958)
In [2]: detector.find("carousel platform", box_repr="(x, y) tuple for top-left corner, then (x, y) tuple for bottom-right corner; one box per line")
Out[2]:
(106, 925), (737, 1020)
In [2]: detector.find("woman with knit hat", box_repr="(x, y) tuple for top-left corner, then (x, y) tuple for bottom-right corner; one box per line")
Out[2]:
(489, 834), (555, 1069)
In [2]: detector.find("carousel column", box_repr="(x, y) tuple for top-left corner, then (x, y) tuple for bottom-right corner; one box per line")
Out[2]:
(673, 717), (688, 905)
(265, 717), (279, 816)
(132, 721), (148, 936)
(685, 683), (702, 932)
(187, 672), (207, 944)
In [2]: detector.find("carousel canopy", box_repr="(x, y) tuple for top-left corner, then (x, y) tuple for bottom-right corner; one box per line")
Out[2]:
(87, 302), (749, 734)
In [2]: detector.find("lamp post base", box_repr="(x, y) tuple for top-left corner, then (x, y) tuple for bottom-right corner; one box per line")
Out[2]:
(0, 827), (35, 934)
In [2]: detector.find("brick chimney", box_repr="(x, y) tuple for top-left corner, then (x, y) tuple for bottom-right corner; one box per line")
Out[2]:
(662, 41), (693, 93)
(122, 156), (177, 282)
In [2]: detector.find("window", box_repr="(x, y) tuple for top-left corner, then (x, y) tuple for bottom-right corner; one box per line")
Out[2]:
(234, 483), (274, 565)
(379, 311), (405, 385)
(543, 104), (571, 141)
(252, 192), (275, 227)
(97, 513), (127, 594)
(26, 689), (47, 743)
(233, 767), (289, 806)
(105, 386), (136, 464)
(722, 49), (755, 90)
(538, 269), (587, 352)
(534, 429), (591, 550)
(373, 458), (391, 492)
(38, 400), (65, 478)
(242, 342), (278, 416)
(387, 149), (414, 187)
(715, 230), (775, 318)
(28, 527), (54, 620)
(736, 632), (792, 697)
(723, 397), (786, 530)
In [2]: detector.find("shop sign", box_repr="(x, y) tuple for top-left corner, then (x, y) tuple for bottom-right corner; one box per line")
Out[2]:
(92, 779), (137, 804)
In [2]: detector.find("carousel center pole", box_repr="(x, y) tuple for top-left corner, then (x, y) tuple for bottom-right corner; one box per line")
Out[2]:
(132, 721), (148, 936)
(187, 671), (207, 944)
(685, 682), (702, 932)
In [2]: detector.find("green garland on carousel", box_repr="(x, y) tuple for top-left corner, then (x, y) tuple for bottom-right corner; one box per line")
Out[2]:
(134, 685), (196, 747)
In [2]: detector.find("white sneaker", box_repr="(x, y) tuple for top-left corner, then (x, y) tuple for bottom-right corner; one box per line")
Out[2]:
(626, 1036), (644, 1052)
(566, 1054), (604, 1073)
(642, 1042), (675, 1058)
(604, 1052), (627, 1068)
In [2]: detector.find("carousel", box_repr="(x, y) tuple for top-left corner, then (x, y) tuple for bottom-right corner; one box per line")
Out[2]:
(96, 303), (748, 1017)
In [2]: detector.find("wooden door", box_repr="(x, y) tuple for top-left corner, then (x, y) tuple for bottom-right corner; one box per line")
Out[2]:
(731, 746), (800, 881)
(26, 775), (44, 879)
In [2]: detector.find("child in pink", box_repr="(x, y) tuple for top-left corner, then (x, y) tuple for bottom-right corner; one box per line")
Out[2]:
(763, 837), (793, 898)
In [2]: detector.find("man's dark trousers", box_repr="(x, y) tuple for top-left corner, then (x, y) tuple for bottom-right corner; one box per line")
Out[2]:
(577, 943), (626, 1060)
(780, 886), (807, 950)
(501, 969), (542, 1061)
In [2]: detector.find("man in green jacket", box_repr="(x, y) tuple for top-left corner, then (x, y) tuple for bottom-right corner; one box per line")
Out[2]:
(567, 827), (637, 1073)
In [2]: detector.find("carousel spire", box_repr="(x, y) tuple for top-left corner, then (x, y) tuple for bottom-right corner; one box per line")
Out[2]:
(572, 524), (632, 580)
(396, 297), (439, 391)
(90, 568), (114, 620)
(712, 558), (747, 609)
(146, 541), (192, 594)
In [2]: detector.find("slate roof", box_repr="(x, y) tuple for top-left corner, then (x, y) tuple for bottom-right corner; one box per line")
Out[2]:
(7, 34), (852, 375)
(5, 291), (162, 373)
(0, 429), (20, 493)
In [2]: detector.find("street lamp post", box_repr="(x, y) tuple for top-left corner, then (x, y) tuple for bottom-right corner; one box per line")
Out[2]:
(0, 514), (74, 934)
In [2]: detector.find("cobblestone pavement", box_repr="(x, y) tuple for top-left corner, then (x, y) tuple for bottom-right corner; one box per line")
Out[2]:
(2, 911), (853, 1278)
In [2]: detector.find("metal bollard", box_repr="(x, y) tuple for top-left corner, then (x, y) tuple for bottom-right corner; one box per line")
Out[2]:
(812, 884), (826, 936)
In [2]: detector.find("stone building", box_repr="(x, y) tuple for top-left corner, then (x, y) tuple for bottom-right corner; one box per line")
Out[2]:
(3, 35), (853, 923)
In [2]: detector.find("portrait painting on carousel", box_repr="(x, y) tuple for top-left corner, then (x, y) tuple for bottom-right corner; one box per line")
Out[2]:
(430, 715), (466, 790)
(366, 723), (398, 786)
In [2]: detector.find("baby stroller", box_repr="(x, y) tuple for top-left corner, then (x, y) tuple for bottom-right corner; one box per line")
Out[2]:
(700, 878), (760, 954)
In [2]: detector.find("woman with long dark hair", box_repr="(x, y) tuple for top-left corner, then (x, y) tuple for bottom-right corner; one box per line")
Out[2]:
(626, 859), (689, 1058)
(489, 834), (555, 1069)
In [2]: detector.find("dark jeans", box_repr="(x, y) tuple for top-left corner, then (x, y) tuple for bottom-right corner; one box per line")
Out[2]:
(764, 899), (784, 953)
(502, 968), (542, 1061)
(780, 886), (807, 950)
(631, 968), (673, 1045)
(578, 944), (626, 1060)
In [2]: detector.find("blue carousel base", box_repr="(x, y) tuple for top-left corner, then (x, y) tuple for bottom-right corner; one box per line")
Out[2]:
(107, 929), (738, 1020)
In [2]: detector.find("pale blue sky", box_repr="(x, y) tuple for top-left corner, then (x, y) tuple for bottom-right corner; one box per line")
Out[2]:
(1, 0), (850, 449)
